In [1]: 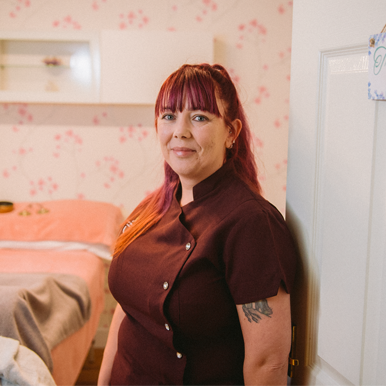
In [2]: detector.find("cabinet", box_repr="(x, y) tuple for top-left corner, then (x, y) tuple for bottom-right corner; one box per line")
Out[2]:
(0, 31), (100, 104)
(0, 30), (213, 105)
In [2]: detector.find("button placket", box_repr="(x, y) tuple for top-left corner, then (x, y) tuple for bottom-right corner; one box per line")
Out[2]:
(162, 241), (192, 294)
(159, 240), (193, 347)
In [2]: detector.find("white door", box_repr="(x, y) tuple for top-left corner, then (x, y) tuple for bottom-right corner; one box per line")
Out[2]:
(286, 1), (386, 385)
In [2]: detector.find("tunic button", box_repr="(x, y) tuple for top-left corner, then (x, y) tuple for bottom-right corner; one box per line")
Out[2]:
(176, 352), (183, 359)
(163, 282), (169, 290)
(165, 323), (170, 331)
(185, 242), (191, 250)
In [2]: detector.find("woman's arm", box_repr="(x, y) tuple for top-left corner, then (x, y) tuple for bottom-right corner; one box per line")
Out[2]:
(236, 285), (291, 386)
(97, 304), (126, 386)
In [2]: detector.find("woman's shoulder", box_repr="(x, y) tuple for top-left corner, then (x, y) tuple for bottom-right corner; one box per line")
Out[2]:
(225, 176), (283, 220)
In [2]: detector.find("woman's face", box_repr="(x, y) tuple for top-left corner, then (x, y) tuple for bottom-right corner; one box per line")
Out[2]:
(157, 98), (237, 188)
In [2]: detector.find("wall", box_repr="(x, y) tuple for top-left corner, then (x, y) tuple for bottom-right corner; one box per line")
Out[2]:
(0, 0), (293, 345)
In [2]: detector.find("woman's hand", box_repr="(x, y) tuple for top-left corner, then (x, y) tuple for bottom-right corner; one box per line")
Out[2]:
(236, 285), (291, 386)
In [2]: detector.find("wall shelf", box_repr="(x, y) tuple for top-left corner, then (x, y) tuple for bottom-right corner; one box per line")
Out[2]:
(0, 30), (213, 105)
(0, 30), (100, 104)
(0, 65), (71, 69)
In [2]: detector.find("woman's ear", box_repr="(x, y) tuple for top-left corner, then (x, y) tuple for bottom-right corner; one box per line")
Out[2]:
(231, 119), (242, 141)
(226, 119), (242, 149)
(228, 118), (242, 142)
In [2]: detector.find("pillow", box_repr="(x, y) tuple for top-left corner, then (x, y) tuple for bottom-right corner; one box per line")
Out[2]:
(0, 200), (124, 259)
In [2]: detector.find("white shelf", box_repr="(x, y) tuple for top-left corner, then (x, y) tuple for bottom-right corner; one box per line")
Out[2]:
(0, 30), (213, 105)
(0, 30), (100, 104)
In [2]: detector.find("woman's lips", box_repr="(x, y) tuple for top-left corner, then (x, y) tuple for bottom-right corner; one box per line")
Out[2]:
(171, 147), (196, 157)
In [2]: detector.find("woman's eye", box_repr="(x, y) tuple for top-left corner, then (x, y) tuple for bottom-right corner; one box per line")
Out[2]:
(161, 114), (174, 120)
(193, 115), (208, 122)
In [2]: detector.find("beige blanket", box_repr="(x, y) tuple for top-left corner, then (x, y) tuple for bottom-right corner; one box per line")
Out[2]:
(0, 273), (91, 372)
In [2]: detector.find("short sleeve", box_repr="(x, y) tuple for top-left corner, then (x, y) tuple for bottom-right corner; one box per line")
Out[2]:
(223, 201), (297, 304)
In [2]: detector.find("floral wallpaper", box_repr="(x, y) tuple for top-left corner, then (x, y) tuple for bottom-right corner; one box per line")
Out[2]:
(0, 0), (293, 346)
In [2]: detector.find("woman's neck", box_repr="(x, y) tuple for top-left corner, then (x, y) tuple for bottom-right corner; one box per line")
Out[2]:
(180, 186), (194, 206)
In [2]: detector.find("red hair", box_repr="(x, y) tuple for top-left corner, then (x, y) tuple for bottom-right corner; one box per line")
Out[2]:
(113, 64), (261, 257)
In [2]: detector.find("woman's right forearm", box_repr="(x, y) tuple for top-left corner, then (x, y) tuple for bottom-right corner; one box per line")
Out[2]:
(97, 304), (126, 386)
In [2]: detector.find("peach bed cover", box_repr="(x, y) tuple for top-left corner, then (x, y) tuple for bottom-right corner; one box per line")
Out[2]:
(0, 248), (105, 386)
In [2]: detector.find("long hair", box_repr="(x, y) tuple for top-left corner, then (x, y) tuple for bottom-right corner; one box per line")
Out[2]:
(113, 63), (261, 257)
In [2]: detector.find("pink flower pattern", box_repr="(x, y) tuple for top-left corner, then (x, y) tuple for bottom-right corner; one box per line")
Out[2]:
(53, 130), (83, 158)
(119, 125), (149, 143)
(95, 156), (125, 189)
(92, 111), (108, 125)
(91, 0), (107, 11)
(118, 9), (149, 29)
(2, 166), (17, 178)
(252, 134), (264, 150)
(278, 1), (293, 14)
(254, 86), (270, 105)
(195, 0), (218, 22)
(1, 104), (33, 124)
(8, 0), (30, 18)
(237, 19), (267, 49)
(1, 0), (292, 336)
(29, 177), (59, 197)
(53, 15), (82, 29)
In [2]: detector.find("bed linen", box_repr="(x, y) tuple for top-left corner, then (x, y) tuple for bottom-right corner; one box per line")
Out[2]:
(0, 336), (56, 386)
(0, 272), (91, 372)
(0, 200), (122, 250)
(0, 199), (123, 261)
(0, 249), (105, 386)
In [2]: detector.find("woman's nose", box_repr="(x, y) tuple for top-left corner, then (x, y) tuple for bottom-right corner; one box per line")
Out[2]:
(173, 118), (192, 139)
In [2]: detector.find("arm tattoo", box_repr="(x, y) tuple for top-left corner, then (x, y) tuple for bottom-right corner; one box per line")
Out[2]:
(242, 299), (273, 323)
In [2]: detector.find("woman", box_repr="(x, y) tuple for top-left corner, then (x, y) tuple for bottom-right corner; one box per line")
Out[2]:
(98, 63), (297, 385)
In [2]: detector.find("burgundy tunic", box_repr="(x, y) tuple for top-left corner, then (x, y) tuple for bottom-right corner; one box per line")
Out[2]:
(108, 161), (297, 385)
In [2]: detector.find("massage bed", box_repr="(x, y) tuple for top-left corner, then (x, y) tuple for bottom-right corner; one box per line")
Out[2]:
(0, 200), (123, 386)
